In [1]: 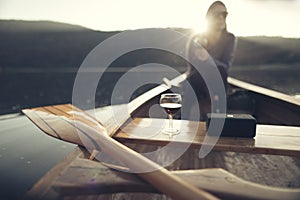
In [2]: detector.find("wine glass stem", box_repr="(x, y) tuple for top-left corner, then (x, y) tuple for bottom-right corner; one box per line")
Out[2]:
(168, 114), (173, 129)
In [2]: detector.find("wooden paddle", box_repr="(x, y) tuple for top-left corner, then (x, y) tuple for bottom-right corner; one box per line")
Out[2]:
(23, 105), (218, 200)
(22, 104), (300, 200)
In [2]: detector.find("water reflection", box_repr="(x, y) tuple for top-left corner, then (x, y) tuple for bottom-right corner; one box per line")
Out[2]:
(0, 115), (75, 199)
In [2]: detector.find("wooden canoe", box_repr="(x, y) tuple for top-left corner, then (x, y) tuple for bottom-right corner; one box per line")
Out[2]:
(25, 105), (300, 199)
(22, 76), (300, 200)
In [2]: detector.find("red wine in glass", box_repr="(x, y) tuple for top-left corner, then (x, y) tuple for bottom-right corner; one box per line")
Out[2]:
(159, 93), (182, 136)
(160, 103), (182, 115)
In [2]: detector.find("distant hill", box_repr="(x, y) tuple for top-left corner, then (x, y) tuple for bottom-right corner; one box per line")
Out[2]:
(0, 20), (119, 70)
(0, 20), (88, 32)
(234, 36), (300, 65)
(1, 20), (300, 70)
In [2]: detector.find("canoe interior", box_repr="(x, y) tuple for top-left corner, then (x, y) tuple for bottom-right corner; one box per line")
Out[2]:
(26, 145), (300, 200)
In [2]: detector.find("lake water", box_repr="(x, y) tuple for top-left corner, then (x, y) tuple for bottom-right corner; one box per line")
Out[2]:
(229, 64), (300, 96)
(0, 115), (76, 200)
(1, 64), (300, 115)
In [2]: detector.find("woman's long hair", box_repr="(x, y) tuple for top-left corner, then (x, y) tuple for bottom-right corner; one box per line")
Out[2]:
(205, 1), (227, 31)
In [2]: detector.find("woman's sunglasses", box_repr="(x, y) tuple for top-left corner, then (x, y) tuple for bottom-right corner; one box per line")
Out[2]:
(213, 11), (228, 18)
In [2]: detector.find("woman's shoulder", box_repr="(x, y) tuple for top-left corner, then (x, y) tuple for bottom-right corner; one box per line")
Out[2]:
(222, 31), (236, 45)
(224, 31), (235, 40)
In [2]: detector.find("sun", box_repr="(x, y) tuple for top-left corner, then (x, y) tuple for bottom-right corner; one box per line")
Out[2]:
(192, 19), (207, 35)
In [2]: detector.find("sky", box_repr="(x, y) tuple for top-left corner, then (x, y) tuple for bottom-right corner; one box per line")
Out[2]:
(0, 0), (299, 38)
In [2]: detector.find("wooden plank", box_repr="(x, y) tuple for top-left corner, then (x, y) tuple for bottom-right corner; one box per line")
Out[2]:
(54, 163), (300, 200)
(26, 146), (300, 200)
(114, 118), (300, 156)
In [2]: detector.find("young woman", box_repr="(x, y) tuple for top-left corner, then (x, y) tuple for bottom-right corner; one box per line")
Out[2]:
(184, 1), (237, 119)
(195, 1), (237, 73)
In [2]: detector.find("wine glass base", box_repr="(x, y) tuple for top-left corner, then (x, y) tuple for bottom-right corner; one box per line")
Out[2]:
(162, 129), (180, 137)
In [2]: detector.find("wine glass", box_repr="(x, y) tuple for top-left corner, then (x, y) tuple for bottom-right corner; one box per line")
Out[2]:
(159, 93), (182, 136)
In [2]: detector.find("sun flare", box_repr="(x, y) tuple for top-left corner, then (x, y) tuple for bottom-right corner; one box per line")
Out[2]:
(192, 21), (207, 35)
